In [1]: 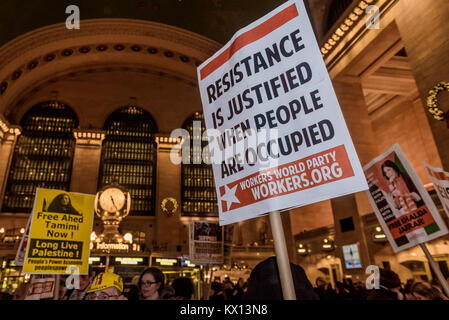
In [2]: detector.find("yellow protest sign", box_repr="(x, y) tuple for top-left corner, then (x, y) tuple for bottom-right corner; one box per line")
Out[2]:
(23, 188), (95, 274)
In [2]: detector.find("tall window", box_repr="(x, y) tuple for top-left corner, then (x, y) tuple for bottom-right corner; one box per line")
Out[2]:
(99, 106), (157, 216)
(2, 101), (78, 213)
(181, 112), (218, 217)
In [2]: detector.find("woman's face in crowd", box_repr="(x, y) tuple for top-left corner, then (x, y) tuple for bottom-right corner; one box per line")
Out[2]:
(141, 273), (160, 298)
(62, 195), (70, 206)
(79, 275), (91, 291)
(383, 166), (398, 181)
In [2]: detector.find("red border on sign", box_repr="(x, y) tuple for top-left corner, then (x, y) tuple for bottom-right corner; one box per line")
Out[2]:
(199, 3), (299, 80)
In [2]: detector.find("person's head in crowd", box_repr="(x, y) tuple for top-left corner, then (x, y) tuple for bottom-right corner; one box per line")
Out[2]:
(403, 279), (415, 300)
(171, 277), (194, 300)
(380, 269), (401, 290)
(237, 278), (245, 288)
(430, 277), (444, 290)
(124, 275), (141, 300)
(223, 276), (232, 285)
(210, 281), (223, 296)
(411, 282), (445, 300)
(343, 278), (354, 288)
(159, 286), (176, 299)
(78, 270), (94, 292)
(335, 281), (347, 293)
(85, 272), (126, 300)
(138, 267), (165, 300)
(13, 282), (29, 300)
(64, 267), (95, 300)
(0, 292), (13, 300)
(380, 269), (403, 299)
(59, 277), (67, 299)
(243, 256), (319, 300)
(315, 277), (326, 288)
(223, 281), (234, 290)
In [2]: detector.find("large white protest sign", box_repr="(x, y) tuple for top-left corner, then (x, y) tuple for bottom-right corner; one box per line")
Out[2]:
(364, 144), (448, 253)
(197, 0), (367, 225)
(424, 162), (449, 218)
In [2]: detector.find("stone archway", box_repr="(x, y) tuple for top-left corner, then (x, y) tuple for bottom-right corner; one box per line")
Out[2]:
(0, 19), (221, 128)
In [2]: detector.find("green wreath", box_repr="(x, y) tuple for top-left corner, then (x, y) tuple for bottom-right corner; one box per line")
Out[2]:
(427, 81), (449, 121)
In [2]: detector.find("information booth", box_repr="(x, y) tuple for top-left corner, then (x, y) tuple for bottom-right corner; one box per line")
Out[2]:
(89, 240), (152, 298)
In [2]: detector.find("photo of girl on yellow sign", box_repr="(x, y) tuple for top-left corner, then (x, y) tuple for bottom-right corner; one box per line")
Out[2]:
(23, 188), (95, 275)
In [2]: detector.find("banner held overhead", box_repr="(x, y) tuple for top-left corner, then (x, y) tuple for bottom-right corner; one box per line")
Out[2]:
(197, 0), (368, 226)
(23, 188), (95, 275)
(424, 162), (449, 218)
(364, 144), (448, 253)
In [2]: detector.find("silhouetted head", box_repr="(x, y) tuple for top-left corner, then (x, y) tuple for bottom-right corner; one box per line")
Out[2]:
(171, 277), (194, 300)
(243, 257), (318, 300)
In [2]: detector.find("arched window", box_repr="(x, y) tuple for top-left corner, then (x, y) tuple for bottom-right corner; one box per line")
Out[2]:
(325, 0), (354, 34)
(2, 101), (78, 213)
(99, 106), (157, 216)
(181, 112), (218, 217)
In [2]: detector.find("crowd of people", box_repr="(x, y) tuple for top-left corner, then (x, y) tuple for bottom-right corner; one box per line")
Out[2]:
(313, 270), (449, 301)
(2, 266), (250, 301)
(2, 257), (449, 301)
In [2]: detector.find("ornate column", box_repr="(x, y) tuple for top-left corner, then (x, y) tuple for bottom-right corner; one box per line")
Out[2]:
(70, 129), (105, 194)
(330, 79), (379, 279)
(154, 134), (185, 252)
(0, 116), (21, 210)
(395, 0), (449, 169)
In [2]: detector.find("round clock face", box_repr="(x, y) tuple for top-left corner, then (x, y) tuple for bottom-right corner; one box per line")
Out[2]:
(99, 187), (126, 212)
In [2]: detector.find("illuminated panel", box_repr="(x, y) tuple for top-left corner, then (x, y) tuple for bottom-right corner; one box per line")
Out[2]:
(2, 101), (78, 213)
(153, 258), (179, 266)
(181, 112), (218, 217)
(99, 106), (157, 216)
(115, 257), (143, 265)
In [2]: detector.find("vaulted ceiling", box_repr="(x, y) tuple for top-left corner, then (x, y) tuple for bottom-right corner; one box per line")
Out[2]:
(0, 0), (334, 47)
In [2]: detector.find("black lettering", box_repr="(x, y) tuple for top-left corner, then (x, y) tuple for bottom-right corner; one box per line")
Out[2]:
(265, 43), (281, 66)
(207, 84), (216, 104)
(318, 119), (335, 141)
(311, 89), (323, 110)
(234, 63), (243, 83)
(280, 35), (293, 57)
(290, 29), (306, 52)
(254, 113), (266, 130)
(286, 68), (299, 89)
(266, 110), (277, 128)
(290, 131), (303, 152)
(240, 56), (253, 76)
(301, 96), (313, 114)
(250, 84), (264, 103)
(276, 105), (290, 124)
(242, 89), (254, 109)
(278, 136), (292, 156)
(221, 161), (230, 179)
(289, 99), (301, 119)
(270, 77), (282, 98)
(263, 81), (273, 101)
(254, 52), (269, 74)
(308, 124), (321, 145)
(215, 78), (223, 98)
(296, 62), (312, 85)
(222, 73), (231, 92)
